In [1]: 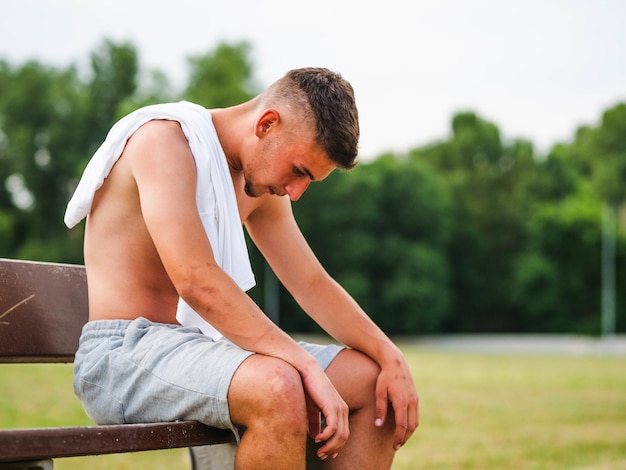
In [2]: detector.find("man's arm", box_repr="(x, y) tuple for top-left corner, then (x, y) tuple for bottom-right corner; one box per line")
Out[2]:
(123, 120), (349, 457)
(246, 195), (419, 449)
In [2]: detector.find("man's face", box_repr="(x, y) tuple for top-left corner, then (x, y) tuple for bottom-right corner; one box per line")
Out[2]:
(242, 136), (336, 201)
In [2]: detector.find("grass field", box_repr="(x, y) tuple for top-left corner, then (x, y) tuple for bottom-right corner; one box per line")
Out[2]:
(1, 345), (625, 469)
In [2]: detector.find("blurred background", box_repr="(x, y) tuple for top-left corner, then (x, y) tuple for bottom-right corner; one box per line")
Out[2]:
(1, 0), (626, 337)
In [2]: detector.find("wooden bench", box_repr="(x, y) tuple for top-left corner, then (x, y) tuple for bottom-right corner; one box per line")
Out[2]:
(0, 258), (236, 469)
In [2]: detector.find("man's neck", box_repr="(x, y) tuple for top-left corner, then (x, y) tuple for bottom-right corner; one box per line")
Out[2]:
(210, 103), (254, 173)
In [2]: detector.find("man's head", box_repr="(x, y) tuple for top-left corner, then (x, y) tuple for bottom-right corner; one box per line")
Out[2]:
(260, 67), (360, 170)
(233, 68), (359, 201)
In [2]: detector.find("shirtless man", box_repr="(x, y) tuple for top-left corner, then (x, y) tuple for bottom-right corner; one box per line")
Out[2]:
(65, 68), (418, 469)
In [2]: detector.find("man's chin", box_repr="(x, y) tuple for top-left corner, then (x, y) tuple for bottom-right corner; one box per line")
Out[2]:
(244, 183), (261, 198)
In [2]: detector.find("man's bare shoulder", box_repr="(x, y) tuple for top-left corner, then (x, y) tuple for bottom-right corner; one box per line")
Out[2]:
(125, 119), (189, 158)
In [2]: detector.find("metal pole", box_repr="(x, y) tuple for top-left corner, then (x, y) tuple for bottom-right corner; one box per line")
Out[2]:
(601, 202), (616, 337)
(264, 261), (280, 326)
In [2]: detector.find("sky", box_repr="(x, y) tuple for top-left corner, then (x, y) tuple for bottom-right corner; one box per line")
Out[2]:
(1, 0), (625, 160)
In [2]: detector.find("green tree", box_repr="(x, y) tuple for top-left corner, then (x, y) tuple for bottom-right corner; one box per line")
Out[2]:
(411, 112), (541, 332)
(575, 103), (626, 335)
(0, 60), (90, 261)
(86, 40), (139, 142)
(182, 41), (257, 108)
(512, 190), (603, 333)
(566, 103), (626, 206)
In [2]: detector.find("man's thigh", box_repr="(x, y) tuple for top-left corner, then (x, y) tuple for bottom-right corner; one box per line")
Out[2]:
(74, 318), (253, 432)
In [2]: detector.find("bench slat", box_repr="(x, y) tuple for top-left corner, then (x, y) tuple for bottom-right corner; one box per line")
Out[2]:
(0, 421), (236, 462)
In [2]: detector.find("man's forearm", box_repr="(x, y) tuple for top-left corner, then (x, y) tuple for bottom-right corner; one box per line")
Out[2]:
(295, 274), (401, 366)
(182, 264), (321, 376)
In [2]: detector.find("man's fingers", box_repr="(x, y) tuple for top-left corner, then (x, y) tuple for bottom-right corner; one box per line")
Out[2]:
(392, 393), (419, 449)
(316, 428), (349, 460)
(301, 371), (350, 460)
(393, 401), (408, 450)
(375, 385), (389, 427)
(408, 393), (419, 435)
(315, 405), (350, 460)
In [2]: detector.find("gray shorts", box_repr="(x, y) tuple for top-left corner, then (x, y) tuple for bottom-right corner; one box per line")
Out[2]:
(73, 317), (343, 438)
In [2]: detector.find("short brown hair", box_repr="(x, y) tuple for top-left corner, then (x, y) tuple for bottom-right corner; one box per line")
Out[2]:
(268, 68), (360, 169)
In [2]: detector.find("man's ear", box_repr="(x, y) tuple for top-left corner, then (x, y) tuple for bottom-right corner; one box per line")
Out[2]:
(255, 109), (280, 138)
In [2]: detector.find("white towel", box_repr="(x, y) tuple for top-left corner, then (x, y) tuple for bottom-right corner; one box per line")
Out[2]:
(64, 101), (255, 340)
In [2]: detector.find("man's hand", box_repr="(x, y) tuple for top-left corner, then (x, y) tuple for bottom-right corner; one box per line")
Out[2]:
(374, 353), (419, 450)
(301, 367), (350, 460)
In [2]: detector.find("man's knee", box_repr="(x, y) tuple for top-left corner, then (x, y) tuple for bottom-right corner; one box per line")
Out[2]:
(229, 355), (307, 431)
(326, 349), (381, 409)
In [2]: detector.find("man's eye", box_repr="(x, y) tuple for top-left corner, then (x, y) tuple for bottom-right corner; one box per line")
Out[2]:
(294, 167), (305, 177)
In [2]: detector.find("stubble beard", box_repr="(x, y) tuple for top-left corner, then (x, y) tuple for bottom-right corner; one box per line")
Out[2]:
(244, 179), (261, 198)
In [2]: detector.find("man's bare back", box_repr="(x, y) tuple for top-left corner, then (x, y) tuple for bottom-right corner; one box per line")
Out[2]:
(84, 119), (264, 324)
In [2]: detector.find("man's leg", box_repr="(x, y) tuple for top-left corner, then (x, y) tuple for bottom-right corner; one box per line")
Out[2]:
(323, 349), (396, 470)
(228, 354), (309, 470)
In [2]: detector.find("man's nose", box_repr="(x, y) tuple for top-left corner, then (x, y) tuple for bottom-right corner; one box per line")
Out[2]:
(285, 178), (311, 201)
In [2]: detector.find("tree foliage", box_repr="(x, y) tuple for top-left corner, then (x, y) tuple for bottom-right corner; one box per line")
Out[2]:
(0, 39), (624, 334)
(182, 41), (257, 107)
